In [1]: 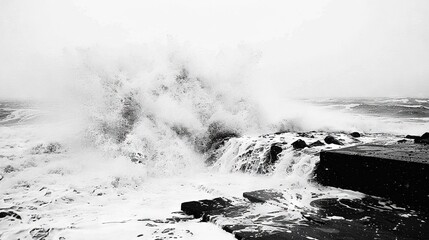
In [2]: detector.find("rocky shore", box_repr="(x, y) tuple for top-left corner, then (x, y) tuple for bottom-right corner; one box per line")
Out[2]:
(1, 130), (428, 239)
(179, 131), (429, 240)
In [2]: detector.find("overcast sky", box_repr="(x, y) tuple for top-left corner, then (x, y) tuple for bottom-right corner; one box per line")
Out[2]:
(1, 0), (429, 99)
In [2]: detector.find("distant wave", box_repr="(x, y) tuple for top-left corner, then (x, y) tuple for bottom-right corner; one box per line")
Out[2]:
(396, 104), (429, 109)
(0, 106), (43, 125)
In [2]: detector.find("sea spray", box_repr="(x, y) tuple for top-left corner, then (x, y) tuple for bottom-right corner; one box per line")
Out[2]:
(65, 45), (268, 176)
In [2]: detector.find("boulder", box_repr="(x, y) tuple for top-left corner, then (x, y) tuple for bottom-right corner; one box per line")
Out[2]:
(181, 197), (232, 218)
(414, 132), (429, 144)
(350, 132), (361, 138)
(324, 136), (343, 145)
(309, 140), (325, 147)
(291, 139), (307, 150)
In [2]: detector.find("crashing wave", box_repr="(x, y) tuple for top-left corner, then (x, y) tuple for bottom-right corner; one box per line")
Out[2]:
(71, 47), (267, 175)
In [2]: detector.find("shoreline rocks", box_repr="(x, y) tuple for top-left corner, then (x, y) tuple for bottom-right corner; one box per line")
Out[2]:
(350, 132), (361, 138)
(414, 132), (429, 144)
(324, 136), (343, 145)
(291, 139), (307, 150)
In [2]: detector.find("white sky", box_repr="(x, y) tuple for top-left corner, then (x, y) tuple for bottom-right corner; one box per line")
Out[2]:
(1, 0), (429, 99)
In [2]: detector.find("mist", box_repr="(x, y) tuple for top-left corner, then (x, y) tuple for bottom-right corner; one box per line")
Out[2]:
(1, 0), (429, 100)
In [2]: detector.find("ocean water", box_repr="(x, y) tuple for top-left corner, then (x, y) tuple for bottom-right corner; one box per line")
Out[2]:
(1, 93), (427, 239)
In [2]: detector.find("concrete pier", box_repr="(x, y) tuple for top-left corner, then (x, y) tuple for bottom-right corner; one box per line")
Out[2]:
(314, 143), (429, 210)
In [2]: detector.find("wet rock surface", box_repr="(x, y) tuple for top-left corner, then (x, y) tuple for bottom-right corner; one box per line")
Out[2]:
(181, 190), (429, 240)
(181, 197), (232, 218)
(209, 131), (366, 175)
(0, 211), (21, 220)
(268, 144), (283, 163)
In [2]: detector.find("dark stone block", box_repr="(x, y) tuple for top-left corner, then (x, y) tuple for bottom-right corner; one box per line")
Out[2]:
(324, 136), (343, 145)
(314, 144), (429, 210)
(291, 139), (307, 150)
(181, 197), (232, 218)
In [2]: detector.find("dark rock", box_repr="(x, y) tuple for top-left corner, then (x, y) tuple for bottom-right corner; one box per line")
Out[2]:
(183, 191), (429, 240)
(291, 139), (307, 149)
(350, 132), (361, 138)
(274, 130), (288, 135)
(314, 144), (429, 211)
(416, 138), (429, 144)
(405, 135), (420, 139)
(181, 197), (232, 218)
(306, 197), (429, 239)
(309, 140), (325, 147)
(0, 211), (21, 220)
(222, 224), (248, 234)
(415, 132), (429, 144)
(243, 189), (284, 203)
(397, 139), (407, 143)
(268, 144), (282, 164)
(324, 136), (343, 145)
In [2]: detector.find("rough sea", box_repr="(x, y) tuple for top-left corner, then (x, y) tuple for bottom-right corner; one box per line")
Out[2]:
(1, 95), (428, 239)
